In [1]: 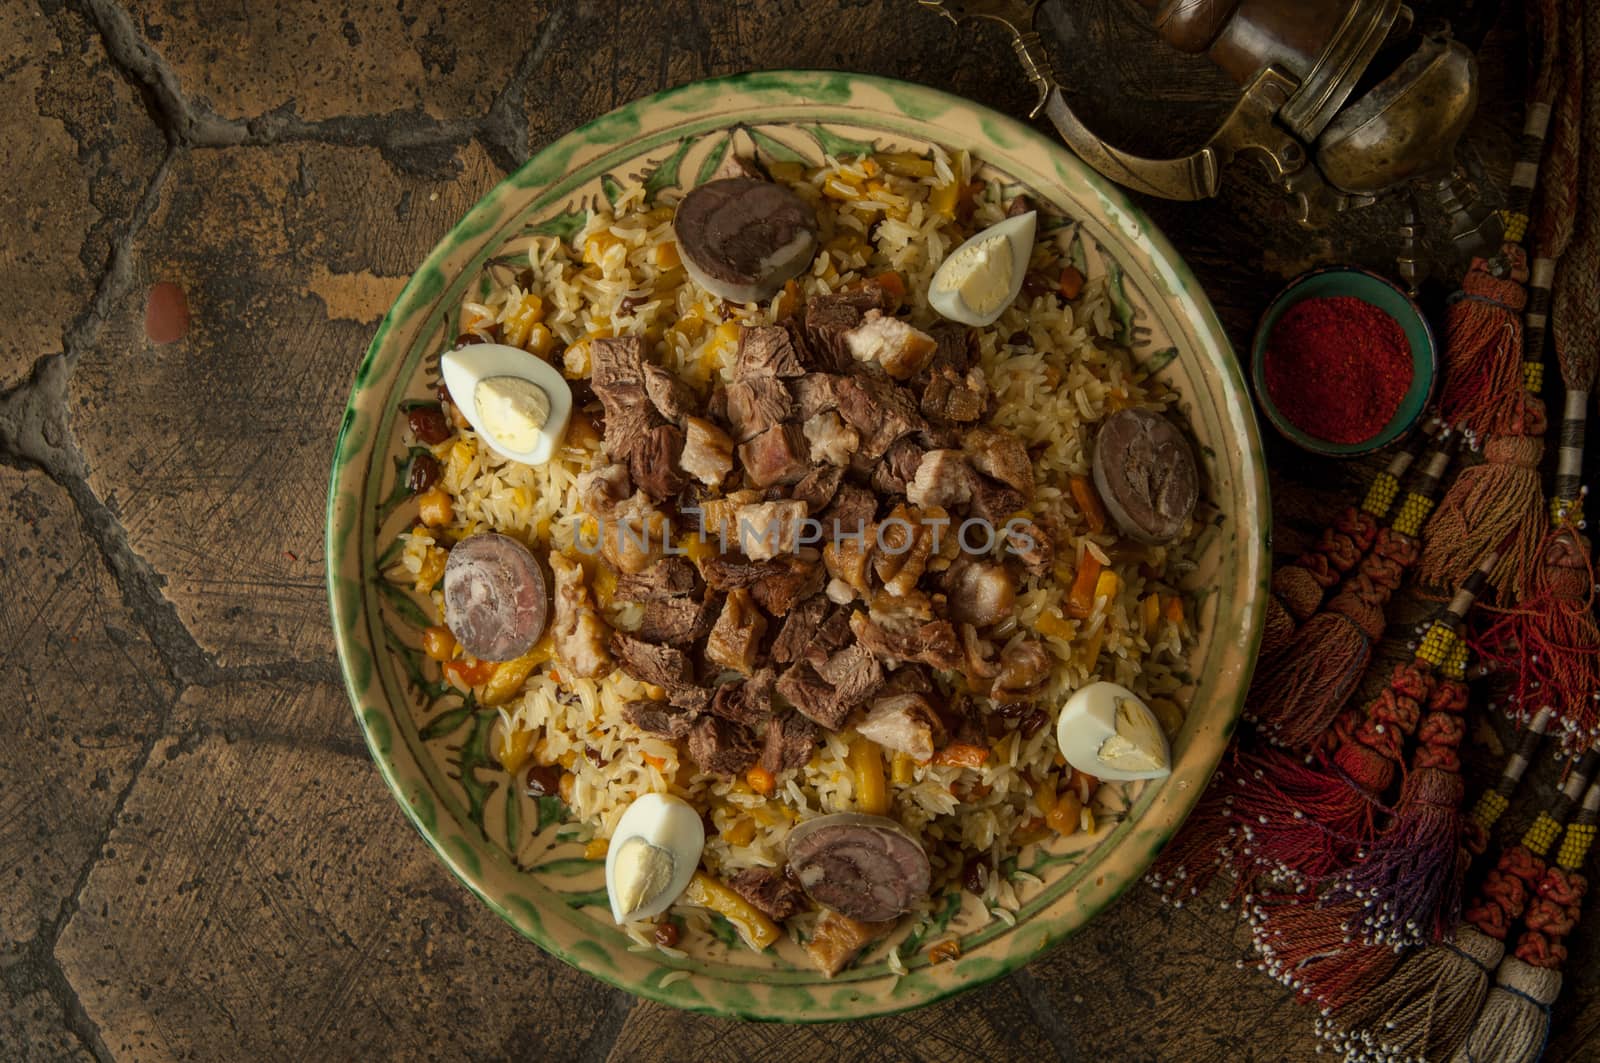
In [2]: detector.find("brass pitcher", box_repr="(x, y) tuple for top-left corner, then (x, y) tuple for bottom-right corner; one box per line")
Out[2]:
(924, 0), (1499, 250)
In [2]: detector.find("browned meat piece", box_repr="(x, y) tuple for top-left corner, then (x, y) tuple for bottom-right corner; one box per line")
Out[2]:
(776, 660), (854, 730)
(590, 335), (646, 390)
(842, 310), (937, 380)
(705, 588), (768, 674)
(678, 416), (734, 487)
(1005, 517), (1056, 578)
(994, 638), (1052, 698)
(622, 699), (695, 740)
(802, 410), (858, 466)
(804, 910), (894, 978)
(871, 502), (937, 597)
(610, 632), (696, 689)
(880, 664), (933, 696)
(590, 337), (665, 462)
(685, 714), (761, 775)
(727, 867), (808, 921)
(725, 374), (793, 442)
(549, 553), (613, 678)
(770, 595), (831, 665)
(735, 324), (805, 378)
(925, 321), (974, 374)
(921, 365), (989, 423)
(760, 707), (819, 774)
(737, 423), (810, 487)
(906, 449), (972, 509)
(805, 606), (857, 668)
(697, 488), (761, 547)
(707, 381), (729, 422)
(871, 437), (924, 496)
(787, 817), (930, 922)
(576, 463), (631, 516)
(822, 483), (877, 536)
(839, 371), (925, 460)
(803, 282), (899, 370)
(823, 535), (874, 603)
(628, 423), (687, 502)
(966, 474), (1026, 524)
(598, 492), (668, 575)
(673, 177), (818, 304)
(634, 595), (718, 646)
(700, 553), (774, 591)
(791, 464), (844, 513)
(816, 643), (884, 710)
(789, 373), (841, 420)
(708, 667), (775, 727)
(850, 611), (963, 671)
(963, 426), (1034, 498)
(751, 553), (825, 616)
(441, 533), (548, 663)
(856, 692), (946, 759)
(732, 499), (808, 561)
(614, 556), (701, 602)
(641, 362), (698, 423)
(943, 559), (1017, 627)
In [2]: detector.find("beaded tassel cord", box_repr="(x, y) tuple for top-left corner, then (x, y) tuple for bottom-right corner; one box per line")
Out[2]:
(1318, 719), (1598, 1063)
(1419, 0), (1566, 595)
(1456, 776), (1600, 1063)
(1249, 435), (1457, 751)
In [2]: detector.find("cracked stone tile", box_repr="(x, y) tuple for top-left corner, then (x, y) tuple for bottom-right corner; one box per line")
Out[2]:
(56, 682), (629, 1060)
(0, 982), (93, 1063)
(69, 140), (505, 668)
(0, 1), (165, 389)
(123, 0), (553, 122)
(0, 465), (173, 956)
(608, 974), (1068, 1063)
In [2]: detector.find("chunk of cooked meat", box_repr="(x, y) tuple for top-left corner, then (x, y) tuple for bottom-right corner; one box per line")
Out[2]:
(725, 374), (793, 442)
(803, 283), (899, 370)
(925, 321), (974, 374)
(732, 499), (808, 561)
(880, 664), (933, 696)
(761, 706), (818, 775)
(610, 632), (696, 690)
(708, 668), (775, 727)
(735, 324), (805, 378)
(589, 337), (665, 461)
(727, 867), (809, 921)
(963, 426), (1034, 497)
(921, 365), (989, 423)
(576, 462), (632, 516)
(790, 372), (843, 420)
(856, 692), (946, 759)
(697, 488), (762, 547)
(622, 699), (695, 740)
(673, 177), (818, 303)
(628, 423), (687, 502)
(750, 552), (826, 616)
(791, 464), (844, 513)
(699, 553), (775, 591)
(943, 559), (1017, 627)
(834, 372), (925, 460)
(705, 588), (768, 675)
(823, 535), (873, 601)
(788, 818), (930, 922)
(634, 595), (718, 646)
(906, 449), (973, 509)
(679, 416), (735, 487)
(548, 552), (613, 678)
(816, 643), (885, 710)
(590, 335), (646, 391)
(871, 438), (925, 496)
(822, 483), (877, 537)
(641, 362), (698, 423)
(871, 502), (938, 597)
(805, 606), (857, 668)
(804, 909), (895, 978)
(994, 638), (1052, 698)
(613, 556), (701, 602)
(598, 492), (668, 574)
(1005, 517), (1056, 578)
(802, 410), (859, 467)
(776, 660), (854, 730)
(737, 423), (810, 487)
(685, 714), (762, 775)
(965, 473), (1027, 524)
(843, 310), (938, 380)
(849, 610), (963, 671)
(770, 595), (831, 665)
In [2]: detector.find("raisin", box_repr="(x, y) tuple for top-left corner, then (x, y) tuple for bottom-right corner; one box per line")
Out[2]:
(407, 453), (441, 494)
(583, 747), (607, 768)
(455, 332), (489, 348)
(436, 380), (454, 406)
(963, 858), (987, 896)
(524, 763), (562, 798)
(1020, 707), (1049, 739)
(619, 293), (649, 314)
(408, 405), (452, 445)
(653, 921), (681, 948)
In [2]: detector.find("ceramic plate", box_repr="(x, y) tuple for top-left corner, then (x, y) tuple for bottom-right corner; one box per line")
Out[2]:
(326, 70), (1268, 1020)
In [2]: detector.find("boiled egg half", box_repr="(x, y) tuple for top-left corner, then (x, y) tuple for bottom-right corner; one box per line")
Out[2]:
(1055, 681), (1172, 782)
(439, 342), (572, 465)
(605, 792), (705, 924)
(928, 211), (1036, 327)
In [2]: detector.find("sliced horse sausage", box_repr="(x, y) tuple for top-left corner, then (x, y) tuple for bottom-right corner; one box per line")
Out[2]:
(1091, 408), (1198, 545)
(673, 177), (817, 303)
(442, 533), (549, 661)
(785, 813), (931, 922)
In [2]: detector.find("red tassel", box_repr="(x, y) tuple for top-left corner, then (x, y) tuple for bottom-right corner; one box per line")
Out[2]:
(1249, 892), (1401, 1011)
(1437, 259), (1529, 440)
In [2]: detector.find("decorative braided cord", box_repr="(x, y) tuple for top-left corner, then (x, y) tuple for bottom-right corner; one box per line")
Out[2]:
(1360, 418), (1442, 517)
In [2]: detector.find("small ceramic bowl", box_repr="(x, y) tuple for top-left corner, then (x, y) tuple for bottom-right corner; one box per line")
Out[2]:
(1250, 267), (1437, 456)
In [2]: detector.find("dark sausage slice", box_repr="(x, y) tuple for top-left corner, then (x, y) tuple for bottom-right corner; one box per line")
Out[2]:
(442, 533), (549, 662)
(785, 813), (931, 922)
(1091, 408), (1199, 545)
(673, 178), (817, 303)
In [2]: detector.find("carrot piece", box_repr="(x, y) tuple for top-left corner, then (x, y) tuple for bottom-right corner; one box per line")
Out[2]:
(869, 270), (906, 300)
(928, 939), (962, 964)
(421, 625), (457, 662)
(932, 742), (990, 769)
(1064, 554), (1104, 619)
(1069, 475), (1108, 534)
(1141, 593), (1161, 632)
(1165, 595), (1185, 624)
(746, 765), (776, 797)
(443, 658), (495, 688)
(642, 752), (667, 771)
(1058, 265), (1086, 300)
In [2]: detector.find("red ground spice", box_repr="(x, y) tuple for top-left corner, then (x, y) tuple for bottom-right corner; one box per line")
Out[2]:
(1263, 295), (1411, 445)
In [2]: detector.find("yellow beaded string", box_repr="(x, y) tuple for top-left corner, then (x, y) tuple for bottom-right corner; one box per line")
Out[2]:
(1500, 210), (1530, 244)
(1392, 490), (1436, 538)
(1360, 471), (1400, 518)
(1556, 821), (1595, 871)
